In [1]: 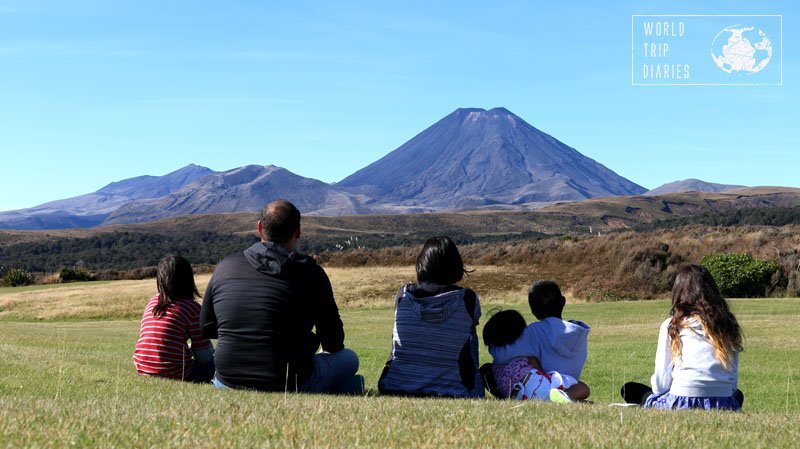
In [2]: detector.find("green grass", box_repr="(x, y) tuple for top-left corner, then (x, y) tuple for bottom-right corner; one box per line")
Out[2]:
(1, 292), (799, 447)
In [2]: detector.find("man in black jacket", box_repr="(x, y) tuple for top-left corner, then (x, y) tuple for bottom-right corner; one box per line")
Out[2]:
(200, 199), (363, 393)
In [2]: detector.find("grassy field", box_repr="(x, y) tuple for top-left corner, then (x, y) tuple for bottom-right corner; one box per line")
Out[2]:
(1, 276), (799, 448)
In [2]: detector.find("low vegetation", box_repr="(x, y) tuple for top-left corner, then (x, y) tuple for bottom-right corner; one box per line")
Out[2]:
(58, 266), (95, 283)
(701, 253), (782, 298)
(1, 267), (34, 287)
(322, 225), (800, 300)
(3, 224), (800, 301)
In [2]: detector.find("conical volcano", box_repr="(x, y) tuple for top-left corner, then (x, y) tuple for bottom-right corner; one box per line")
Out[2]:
(338, 107), (645, 208)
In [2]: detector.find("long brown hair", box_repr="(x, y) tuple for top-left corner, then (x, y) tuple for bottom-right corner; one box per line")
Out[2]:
(153, 255), (200, 318)
(669, 264), (743, 367)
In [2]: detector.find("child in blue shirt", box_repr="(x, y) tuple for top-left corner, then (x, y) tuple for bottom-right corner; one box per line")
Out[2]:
(486, 280), (591, 395)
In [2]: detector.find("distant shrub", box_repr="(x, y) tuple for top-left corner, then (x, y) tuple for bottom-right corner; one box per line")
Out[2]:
(701, 253), (781, 298)
(59, 267), (95, 283)
(40, 273), (61, 285)
(2, 268), (34, 287)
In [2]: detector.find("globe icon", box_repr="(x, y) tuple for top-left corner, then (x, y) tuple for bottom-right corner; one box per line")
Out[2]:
(711, 25), (772, 74)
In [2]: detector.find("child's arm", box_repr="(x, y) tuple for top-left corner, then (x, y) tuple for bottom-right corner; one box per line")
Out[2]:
(188, 303), (214, 362)
(192, 346), (214, 364)
(650, 319), (673, 395)
(488, 326), (540, 364)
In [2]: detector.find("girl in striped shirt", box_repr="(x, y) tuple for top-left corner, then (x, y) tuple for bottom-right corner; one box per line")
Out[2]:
(133, 255), (214, 382)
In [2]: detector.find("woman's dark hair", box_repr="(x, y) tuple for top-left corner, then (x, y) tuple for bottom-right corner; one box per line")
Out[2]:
(483, 309), (527, 346)
(415, 236), (468, 285)
(154, 254), (200, 318)
(669, 264), (743, 368)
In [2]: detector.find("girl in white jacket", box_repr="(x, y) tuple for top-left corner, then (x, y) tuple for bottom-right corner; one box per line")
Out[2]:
(621, 264), (744, 410)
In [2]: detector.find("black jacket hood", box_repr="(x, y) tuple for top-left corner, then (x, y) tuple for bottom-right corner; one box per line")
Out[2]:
(243, 241), (315, 275)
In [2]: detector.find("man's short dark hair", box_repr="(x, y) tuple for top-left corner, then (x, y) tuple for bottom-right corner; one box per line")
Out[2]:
(528, 280), (565, 319)
(415, 236), (466, 285)
(260, 199), (301, 243)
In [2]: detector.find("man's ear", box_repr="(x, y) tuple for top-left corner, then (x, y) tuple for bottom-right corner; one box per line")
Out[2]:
(257, 220), (265, 239)
(295, 225), (302, 240)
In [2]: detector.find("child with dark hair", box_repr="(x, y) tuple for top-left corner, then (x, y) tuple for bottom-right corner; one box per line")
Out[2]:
(133, 255), (215, 382)
(378, 236), (483, 397)
(487, 280), (591, 394)
(483, 310), (589, 402)
(620, 264), (744, 410)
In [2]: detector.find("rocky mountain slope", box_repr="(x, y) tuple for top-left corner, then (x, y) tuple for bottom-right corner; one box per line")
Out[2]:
(338, 107), (646, 208)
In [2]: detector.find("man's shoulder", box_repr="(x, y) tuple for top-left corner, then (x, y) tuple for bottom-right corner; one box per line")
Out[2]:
(217, 250), (247, 266)
(209, 251), (251, 280)
(289, 253), (325, 276)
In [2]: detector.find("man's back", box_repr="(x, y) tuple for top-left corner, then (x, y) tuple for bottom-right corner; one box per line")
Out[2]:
(200, 242), (344, 391)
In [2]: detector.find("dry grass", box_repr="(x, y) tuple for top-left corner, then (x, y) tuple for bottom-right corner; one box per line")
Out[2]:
(0, 266), (549, 321)
(0, 279), (173, 321)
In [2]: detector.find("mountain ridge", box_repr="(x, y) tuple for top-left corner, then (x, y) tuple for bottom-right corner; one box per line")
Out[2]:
(0, 164), (215, 230)
(645, 178), (746, 196)
(102, 165), (369, 225)
(0, 107), (705, 230)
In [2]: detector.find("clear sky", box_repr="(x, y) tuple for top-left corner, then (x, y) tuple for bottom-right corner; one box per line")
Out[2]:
(0, 0), (797, 211)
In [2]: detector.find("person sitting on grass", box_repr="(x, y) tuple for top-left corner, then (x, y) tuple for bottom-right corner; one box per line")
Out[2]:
(482, 309), (590, 403)
(620, 264), (744, 411)
(133, 254), (214, 382)
(201, 199), (363, 394)
(378, 236), (484, 398)
(484, 280), (591, 400)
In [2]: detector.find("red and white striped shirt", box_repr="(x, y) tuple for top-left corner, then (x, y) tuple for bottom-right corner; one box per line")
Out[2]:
(133, 295), (211, 379)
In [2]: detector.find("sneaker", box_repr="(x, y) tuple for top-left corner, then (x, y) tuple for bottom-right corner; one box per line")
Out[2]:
(549, 388), (573, 404)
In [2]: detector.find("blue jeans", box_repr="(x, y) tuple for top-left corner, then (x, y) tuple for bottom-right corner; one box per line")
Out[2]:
(300, 348), (364, 394)
(212, 348), (364, 395)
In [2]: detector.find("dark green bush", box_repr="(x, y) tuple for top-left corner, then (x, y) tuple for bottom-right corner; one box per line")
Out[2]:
(2, 268), (34, 287)
(59, 267), (95, 283)
(701, 253), (781, 297)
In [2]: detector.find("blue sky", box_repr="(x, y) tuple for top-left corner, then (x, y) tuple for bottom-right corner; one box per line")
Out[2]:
(0, 0), (797, 211)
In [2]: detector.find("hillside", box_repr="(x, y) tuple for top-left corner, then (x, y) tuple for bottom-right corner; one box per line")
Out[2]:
(3, 188), (800, 278)
(3, 187), (800, 246)
(645, 178), (746, 195)
(540, 187), (800, 230)
(339, 107), (645, 208)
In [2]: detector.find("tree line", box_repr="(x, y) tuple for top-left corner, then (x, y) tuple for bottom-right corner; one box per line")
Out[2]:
(634, 205), (800, 232)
